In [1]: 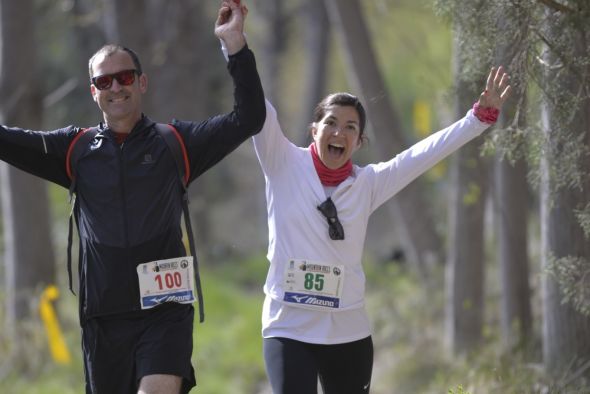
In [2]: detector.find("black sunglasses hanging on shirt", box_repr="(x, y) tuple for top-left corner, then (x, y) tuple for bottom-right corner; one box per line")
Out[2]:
(317, 197), (345, 240)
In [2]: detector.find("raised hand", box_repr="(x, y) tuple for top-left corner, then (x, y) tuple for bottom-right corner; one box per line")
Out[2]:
(477, 66), (511, 110)
(215, 1), (248, 55)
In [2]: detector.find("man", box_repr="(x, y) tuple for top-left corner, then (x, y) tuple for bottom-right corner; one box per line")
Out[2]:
(0, 1), (264, 393)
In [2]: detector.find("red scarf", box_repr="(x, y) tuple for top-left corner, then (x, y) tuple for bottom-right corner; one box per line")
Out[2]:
(310, 143), (352, 186)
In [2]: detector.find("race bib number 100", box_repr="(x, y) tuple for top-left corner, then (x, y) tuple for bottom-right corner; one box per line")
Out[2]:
(136, 257), (196, 309)
(283, 259), (344, 310)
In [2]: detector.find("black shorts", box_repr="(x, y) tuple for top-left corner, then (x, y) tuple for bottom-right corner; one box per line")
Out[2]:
(263, 336), (374, 394)
(82, 303), (196, 394)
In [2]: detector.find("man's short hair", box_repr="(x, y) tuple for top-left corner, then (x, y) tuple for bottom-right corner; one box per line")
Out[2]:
(88, 45), (143, 78)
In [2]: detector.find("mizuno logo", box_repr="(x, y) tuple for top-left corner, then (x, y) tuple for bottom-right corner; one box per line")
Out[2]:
(303, 297), (335, 307)
(152, 296), (169, 304)
(151, 294), (192, 304)
(291, 295), (308, 303)
(284, 292), (339, 308)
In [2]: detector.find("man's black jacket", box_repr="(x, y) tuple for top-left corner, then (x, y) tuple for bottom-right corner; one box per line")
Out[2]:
(0, 47), (265, 320)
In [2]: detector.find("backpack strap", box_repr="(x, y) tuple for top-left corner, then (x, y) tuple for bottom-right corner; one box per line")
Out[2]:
(66, 127), (99, 197)
(155, 124), (190, 187)
(155, 124), (205, 323)
(65, 127), (99, 295)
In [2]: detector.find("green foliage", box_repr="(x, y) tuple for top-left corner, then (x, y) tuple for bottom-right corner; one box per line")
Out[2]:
(0, 289), (85, 394)
(546, 254), (590, 317)
(427, 344), (575, 394)
(364, 260), (447, 393)
(529, 2), (590, 199)
(206, 254), (269, 292)
(543, 130), (589, 194)
(575, 203), (590, 239)
(435, 0), (590, 197)
(481, 125), (531, 166)
(448, 385), (471, 394)
(433, 0), (498, 81)
(436, 0), (590, 331)
(364, 261), (590, 393)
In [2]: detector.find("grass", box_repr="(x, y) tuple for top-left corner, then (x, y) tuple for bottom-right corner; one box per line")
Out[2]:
(192, 256), (267, 393)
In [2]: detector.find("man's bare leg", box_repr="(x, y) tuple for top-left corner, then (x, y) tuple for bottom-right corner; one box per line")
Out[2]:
(138, 374), (182, 394)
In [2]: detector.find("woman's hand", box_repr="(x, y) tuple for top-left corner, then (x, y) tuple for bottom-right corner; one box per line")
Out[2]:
(477, 66), (511, 110)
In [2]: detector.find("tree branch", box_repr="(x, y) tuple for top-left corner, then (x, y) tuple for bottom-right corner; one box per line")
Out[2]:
(537, 0), (575, 13)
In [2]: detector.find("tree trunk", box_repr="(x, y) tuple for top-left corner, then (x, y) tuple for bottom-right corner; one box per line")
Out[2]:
(444, 37), (488, 355)
(492, 7), (532, 351)
(0, 0), (56, 332)
(142, 0), (221, 121)
(102, 0), (152, 111)
(297, 0), (330, 146)
(65, 0), (107, 127)
(495, 155), (532, 349)
(540, 9), (590, 377)
(254, 0), (287, 109)
(324, 0), (444, 277)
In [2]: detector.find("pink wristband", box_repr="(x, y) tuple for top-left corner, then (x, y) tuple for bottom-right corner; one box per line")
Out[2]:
(473, 102), (499, 124)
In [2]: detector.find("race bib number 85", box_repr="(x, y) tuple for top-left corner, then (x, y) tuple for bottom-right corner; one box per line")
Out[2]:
(283, 259), (344, 310)
(136, 257), (196, 309)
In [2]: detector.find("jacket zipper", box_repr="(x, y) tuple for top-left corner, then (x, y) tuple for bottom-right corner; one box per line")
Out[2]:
(118, 141), (130, 248)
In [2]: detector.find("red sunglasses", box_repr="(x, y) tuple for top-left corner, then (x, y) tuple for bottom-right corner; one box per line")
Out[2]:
(91, 69), (139, 90)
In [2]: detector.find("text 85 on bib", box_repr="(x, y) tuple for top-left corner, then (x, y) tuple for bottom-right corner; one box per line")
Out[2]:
(283, 259), (344, 310)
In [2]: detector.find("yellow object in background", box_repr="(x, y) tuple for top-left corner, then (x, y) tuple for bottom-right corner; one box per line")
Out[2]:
(413, 100), (446, 180)
(413, 99), (431, 138)
(39, 285), (71, 364)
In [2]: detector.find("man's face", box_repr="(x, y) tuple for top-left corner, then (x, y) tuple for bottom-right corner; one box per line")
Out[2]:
(90, 51), (147, 126)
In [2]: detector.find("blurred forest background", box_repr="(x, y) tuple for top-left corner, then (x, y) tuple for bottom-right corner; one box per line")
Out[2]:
(0, 0), (589, 393)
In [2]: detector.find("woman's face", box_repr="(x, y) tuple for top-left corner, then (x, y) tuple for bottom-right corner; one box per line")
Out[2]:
(312, 105), (362, 169)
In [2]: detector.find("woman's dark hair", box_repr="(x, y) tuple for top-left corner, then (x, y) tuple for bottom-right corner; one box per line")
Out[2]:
(88, 44), (143, 78)
(311, 92), (367, 140)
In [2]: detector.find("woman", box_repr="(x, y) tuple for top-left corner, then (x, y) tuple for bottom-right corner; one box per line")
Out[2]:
(251, 66), (511, 394)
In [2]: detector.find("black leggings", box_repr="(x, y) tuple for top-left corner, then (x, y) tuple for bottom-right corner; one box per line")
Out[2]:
(263, 336), (373, 394)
